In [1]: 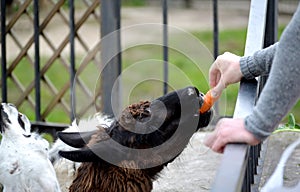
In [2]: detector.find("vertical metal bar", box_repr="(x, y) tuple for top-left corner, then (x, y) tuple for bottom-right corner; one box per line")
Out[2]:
(69, 0), (76, 121)
(1, 0), (7, 102)
(242, 176), (247, 192)
(212, 0), (219, 115)
(247, 158), (251, 192)
(254, 145), (259, 174)
(101, 0), (121, 116)
(162, 0), (168, 95)
(33, 0), (41, 121)
(264, 0), (278, 48)
(259, 0), (278, 94)
(213, 0), (219, 60)
(249, 146), (255, 184)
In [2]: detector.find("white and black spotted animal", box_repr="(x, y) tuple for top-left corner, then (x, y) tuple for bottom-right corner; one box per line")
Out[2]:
(0, 103), (60, 192)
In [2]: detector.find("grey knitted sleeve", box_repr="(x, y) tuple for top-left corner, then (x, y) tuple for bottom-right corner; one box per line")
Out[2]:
(240, 43), (278, 79)
(241, 4), (300, 141)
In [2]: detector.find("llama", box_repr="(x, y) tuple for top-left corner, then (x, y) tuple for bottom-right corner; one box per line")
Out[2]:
(58, 86), (212, 192)
(0, 103), (61, 192)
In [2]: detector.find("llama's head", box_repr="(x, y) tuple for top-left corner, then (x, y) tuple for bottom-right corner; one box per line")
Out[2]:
(58, 86), (212, 170)
(0, 103), (31, 137)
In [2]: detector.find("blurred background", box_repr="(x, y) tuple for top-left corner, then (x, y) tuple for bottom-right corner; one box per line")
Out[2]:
(1, 0), (299, 124)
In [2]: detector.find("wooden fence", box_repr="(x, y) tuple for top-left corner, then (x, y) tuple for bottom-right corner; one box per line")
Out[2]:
(1, 0), (103, 134)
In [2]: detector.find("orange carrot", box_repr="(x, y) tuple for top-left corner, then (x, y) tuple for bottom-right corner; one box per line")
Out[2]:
(199, 89), (217, 114)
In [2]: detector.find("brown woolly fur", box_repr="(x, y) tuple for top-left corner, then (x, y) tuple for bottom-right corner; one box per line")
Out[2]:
(59, 87), (212, 192)
(69, 161), (152, 192)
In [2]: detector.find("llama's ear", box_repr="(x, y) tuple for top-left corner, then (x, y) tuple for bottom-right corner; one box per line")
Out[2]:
(59, 148), (101, 162)
(59, 139), (127, 163)
(57, 130), (97, 148)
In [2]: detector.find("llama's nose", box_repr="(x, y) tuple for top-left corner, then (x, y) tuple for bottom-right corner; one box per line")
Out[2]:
(7, 103), (16, 109)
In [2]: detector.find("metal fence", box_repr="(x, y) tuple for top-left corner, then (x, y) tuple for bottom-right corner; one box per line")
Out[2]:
(212, 0), (277, 191)
(0, 0), (186, 134)
(1, 0), (103, 134)
(0, 0), (282, 190)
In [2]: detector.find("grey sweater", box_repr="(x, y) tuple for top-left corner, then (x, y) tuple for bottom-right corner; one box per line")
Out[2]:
(239, 4), (300, 141)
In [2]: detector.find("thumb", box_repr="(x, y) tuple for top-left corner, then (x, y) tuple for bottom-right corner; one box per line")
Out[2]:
(211, 78), (225, 98)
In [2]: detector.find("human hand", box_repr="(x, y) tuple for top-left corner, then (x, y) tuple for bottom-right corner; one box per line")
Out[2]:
(209, 52), (243, 98)
(204, 118), (260, 153)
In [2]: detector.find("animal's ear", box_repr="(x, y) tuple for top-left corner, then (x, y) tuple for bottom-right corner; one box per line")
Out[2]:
(59, 138), (128, 163)
(59, 148), (101, 162)
(57, 130), (97, 148)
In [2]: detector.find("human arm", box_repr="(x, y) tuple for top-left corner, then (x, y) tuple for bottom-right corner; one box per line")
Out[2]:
(244, 4), (300, 140)
(240, 42), (278, 79)
(209, 43), (278, 97)
(205, 4), (300, 153)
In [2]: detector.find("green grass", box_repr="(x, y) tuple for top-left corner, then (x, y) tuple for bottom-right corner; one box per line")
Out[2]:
(4, 26), (299, 123)
(122, 0), (146, 7)
(121, 28), (248, 116)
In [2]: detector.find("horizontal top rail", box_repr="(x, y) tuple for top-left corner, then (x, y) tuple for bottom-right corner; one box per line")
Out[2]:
(31, 121), (68, 139)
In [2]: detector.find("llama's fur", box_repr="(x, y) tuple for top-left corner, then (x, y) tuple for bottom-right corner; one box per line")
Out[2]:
(49, 114), (113, 191)
(69, 161), (153, 192)
(0, 103), (60, 192)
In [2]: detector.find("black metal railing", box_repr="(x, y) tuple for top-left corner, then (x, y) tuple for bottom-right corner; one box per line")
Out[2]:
(212, 0), (278, 191)
(33, 0), (41, 121)
(1, 0), (7, 102)
(162, 0), (169, 95)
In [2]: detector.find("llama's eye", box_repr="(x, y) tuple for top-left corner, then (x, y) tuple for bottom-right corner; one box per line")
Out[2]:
(18, 113), (25, 130)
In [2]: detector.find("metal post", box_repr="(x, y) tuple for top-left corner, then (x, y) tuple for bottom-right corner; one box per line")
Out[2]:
(162, 0), (168, 95)
(1, 0), (7, 102)
(213, 0), (219, 60)
(69, 0), (76, 121)
(101, 0), (121, 116)
(264, 0), (278, 48)
(258, 0), (278, 95)
(212, 0), (219, 115)
(33, 0), (41, 121)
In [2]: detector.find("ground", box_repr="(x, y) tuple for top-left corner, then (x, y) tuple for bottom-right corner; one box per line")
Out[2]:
(259, 132), (300, 189)
(153, 132), (222, 191)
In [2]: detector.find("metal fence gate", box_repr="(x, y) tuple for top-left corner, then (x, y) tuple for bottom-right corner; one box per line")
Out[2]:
(1, 0), (218, 135)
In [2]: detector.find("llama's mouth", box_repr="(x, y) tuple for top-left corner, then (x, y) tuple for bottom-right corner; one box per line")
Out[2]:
(0, 103), (30, 134)
(192, 87), (213, 129)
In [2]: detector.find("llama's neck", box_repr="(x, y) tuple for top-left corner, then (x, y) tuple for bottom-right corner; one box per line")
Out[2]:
(69, 161), (153, 192)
